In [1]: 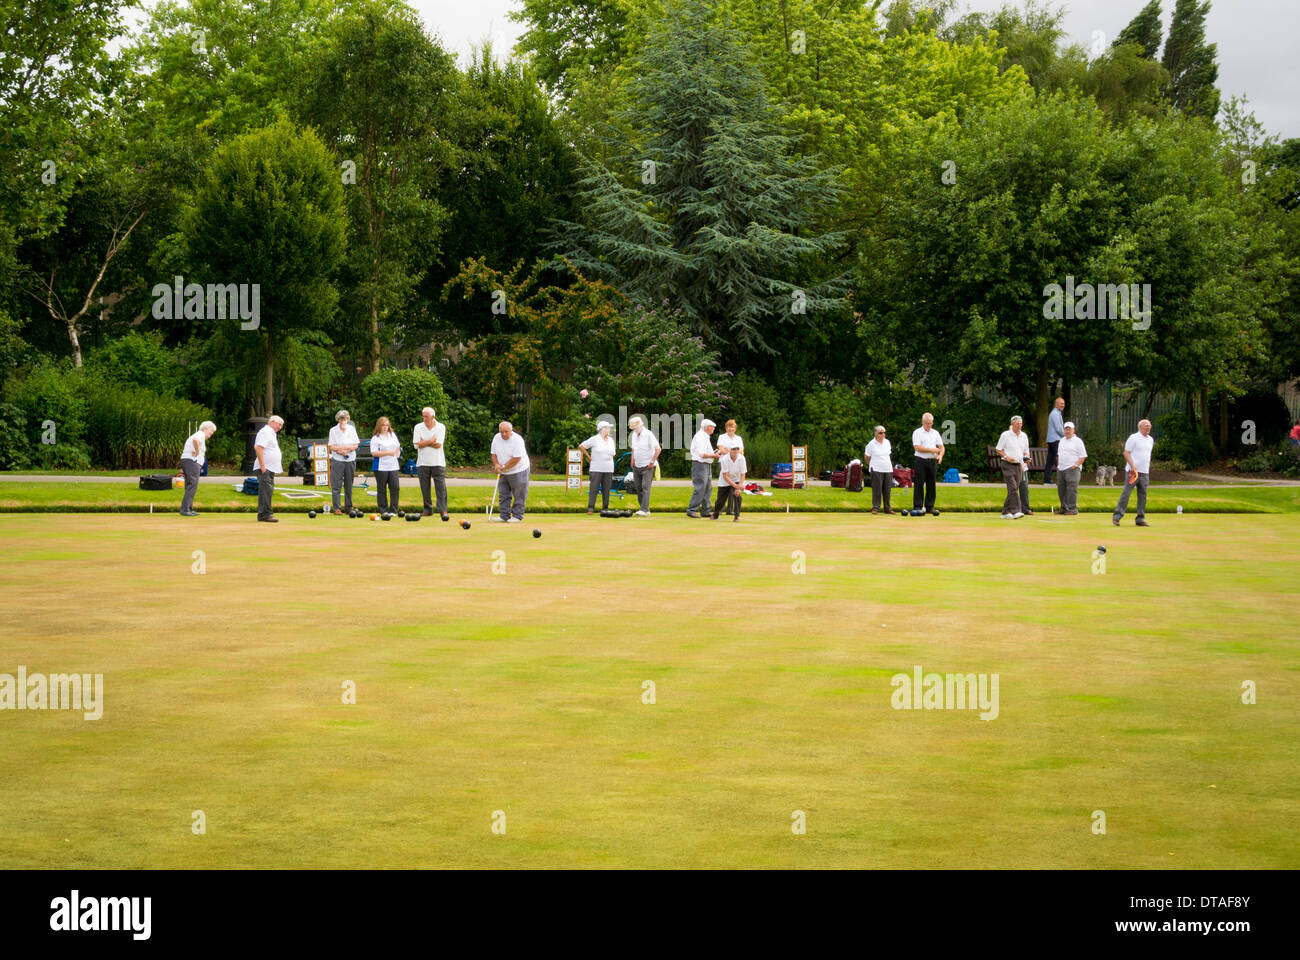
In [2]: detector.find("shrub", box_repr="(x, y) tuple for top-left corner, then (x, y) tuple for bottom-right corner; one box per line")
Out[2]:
(443, 398), (498, 467)
(1151, 457), (1187, 474)
(1154, 412), (1213, 468)
(33, 442), (93, 470)
(4, 362), (86, 446)
(1237, 443), (1300, 476)
(82, 380), (214, 469)
(546, 412), (598, 473)
(930, 398), (1014, 477)
(0, 401), (31, 469)
(796, 383), (869, 472)
(359, 368), (450, 437)
(1217, 387), (1292, 452)
(84, 331), (184, 397)
(724, 372), (791, 438)
(745, 431), (794, 478)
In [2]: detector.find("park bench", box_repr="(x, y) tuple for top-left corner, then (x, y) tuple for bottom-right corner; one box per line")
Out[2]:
(985, 445), (1048, 481)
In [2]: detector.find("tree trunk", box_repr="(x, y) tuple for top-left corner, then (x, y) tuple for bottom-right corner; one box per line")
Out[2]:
(66, 318), (83, 368)
(369, 298), (381, 374)
(264, 332), (275, 417)
(1141, 388), (1157, 421)
(1034, 360), (1050, 444)
(1200, 386), (1213, 454)
(1218, 393), (1229, 450)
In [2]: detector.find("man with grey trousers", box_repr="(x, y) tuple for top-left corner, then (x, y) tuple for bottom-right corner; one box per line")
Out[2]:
(628, 416), (661, 516)
(490, 421), (530, 522)
(1113, 419), (1154, 527)
(253, 415), (285, 522)
(686, 418), (720, 518)
(1054, 421), (1087, 515)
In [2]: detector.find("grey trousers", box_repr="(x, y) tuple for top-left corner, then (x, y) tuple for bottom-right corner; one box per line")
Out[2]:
(257, 470), (275, 519)
(1056, 467), (1081, 512)
(871, 469), (892, 511)
(330, 459), (356, 511)
(634, 465), (655, 511)
(1000, 461), (1023, 515)
(587, 471), (613, 511)
(180, 459), (201, 513)
(418, 465), (447, 514)
(498, 469), (529, 520)
(1113, 471), (1149, 522)
(687, 460), (712, 514)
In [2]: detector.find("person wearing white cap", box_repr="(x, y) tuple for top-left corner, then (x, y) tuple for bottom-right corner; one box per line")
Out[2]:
(864, 425), (893, 514)
(580, 420), (617, 513)
(686, 418), (720, 518)
(179, 420), (216, 516)
(627, 415), (661, 516)
(1054, 421), (1087, 515)
(994, 416), (1032, 519)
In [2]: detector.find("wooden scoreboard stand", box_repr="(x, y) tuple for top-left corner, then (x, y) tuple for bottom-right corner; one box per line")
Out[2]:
(566, 448), (583, 490)
(311, 442), (328, 486)
(791, 445), (807, 489)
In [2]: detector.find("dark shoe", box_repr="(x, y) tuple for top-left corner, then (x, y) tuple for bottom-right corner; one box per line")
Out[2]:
(332, 508), (345, 516)
(711, 513), (719, 520)
(928, 509), (939, 516)
(1023, 509), (1034, 516)
(259, 516), (279, 523)
(1112, 517), (1121, 526)
(732, 514), (739, 522)
(422, 508), (433, 517)
(1136, 519), (1150, 527)
(686, 512), (699, 518)
(871, 508), (878, 514)
(587, 508), (595, 514)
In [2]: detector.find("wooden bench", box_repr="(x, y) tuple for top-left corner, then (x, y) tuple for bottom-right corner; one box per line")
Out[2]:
(986, 445), (1048, 481)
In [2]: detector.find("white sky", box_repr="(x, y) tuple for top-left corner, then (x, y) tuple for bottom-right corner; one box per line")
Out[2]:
(411, 0), (1299, 140)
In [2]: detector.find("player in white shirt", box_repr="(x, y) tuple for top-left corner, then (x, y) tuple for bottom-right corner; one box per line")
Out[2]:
(864, 425), (893, 514)
(1054, 422), (1087, 515)
(1113, 419), (1155, 526)
(910, 412), (944, 515)
(490, 421), (530, 521)
(686, 418), (720, 518)
(995, 416), (1032, 519)
(413, 407), (448, 518)
(580, 420), (618, 513)
(369, 416), (402, 514)
(627, 416), (661, 516)
(712, 447), (747, 521)
(253, 414), (285, 522)
(179, 420), (216, 516)
(715, 419), (744, 472)
(327, 409), (360, 515)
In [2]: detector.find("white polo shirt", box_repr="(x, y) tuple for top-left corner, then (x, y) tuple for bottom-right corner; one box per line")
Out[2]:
(181, 430), (206, 464)
(996, 429), (1030, 470)
(414, 421), (446, 468)
(688, 429), (715, 463)
(1125, 432), (1154, 474)
(491, 432), (530, 475)
(370, 432), (401, 471)
(720, 453), (747, 484)
(629, 427), (659, 468)
(581, 433), (616, 473)
(254, 425), (282, 474)
(912, 426), (943, 459)
(1056, 435), (1087, 471)
(328, 422), (359, 462)
(864, 437), (892, 473)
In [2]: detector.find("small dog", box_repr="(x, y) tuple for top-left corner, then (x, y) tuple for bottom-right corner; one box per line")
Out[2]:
(1095, 465), (1117, 486)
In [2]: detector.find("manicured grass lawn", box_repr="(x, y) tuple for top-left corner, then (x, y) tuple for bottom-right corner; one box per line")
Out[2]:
(1, 478), (1299, 513)
(0, 511), (1296, 868)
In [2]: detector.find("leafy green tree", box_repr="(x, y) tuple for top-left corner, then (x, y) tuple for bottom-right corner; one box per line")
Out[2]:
(510, 0), (633, 98)
(1161, 0), (1220, 119)
(422, 49), (579, 342)
(302, 0), (458, 373)
(553, 0), (848, 357)
(184, 117), (347, 416)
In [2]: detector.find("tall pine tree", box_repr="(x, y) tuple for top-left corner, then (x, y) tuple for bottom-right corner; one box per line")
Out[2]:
(1162, 0), (1220, 119)
(551, 0), (847, 356)
(1113, 0), (1162, 59)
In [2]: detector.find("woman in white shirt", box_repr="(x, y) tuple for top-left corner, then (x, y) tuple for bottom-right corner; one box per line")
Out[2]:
(580, 421), (617, 513)
(716, 419), (744, 473)
(369, 416), (402, 514)
(327, 409), (360, 515)
(864, 426), (893, 514)
(179, 420), (216, 517)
